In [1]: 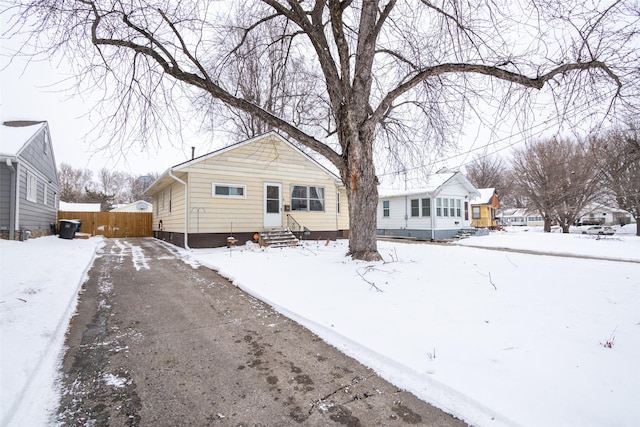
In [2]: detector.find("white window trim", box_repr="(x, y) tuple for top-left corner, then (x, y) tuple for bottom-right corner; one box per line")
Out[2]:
(212, 182), (247, 198)
(44, 183), (48, 206)
(26, 171), (38, 203)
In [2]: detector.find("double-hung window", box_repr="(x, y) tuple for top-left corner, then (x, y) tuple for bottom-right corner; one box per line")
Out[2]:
(421, 198), (431, 217)
(382, 200), (390, 217)
(411, 199), (420, 217)
(456, 199), (461, 217)
(449, 198), (456, 217)
(26, 171), (37, 203)
(472, 206), (481, 219)
(436, 198), (442, 216)
(443, 198), (449, 217)
(292, 185), (324, 211)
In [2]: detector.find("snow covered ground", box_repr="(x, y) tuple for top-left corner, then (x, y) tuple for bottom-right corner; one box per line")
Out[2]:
(1, 226), (638, 426)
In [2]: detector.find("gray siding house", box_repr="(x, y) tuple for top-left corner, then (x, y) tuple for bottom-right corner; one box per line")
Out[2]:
(0, 121), (60, 240)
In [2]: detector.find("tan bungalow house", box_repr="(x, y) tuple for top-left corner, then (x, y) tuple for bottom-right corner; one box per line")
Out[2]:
(144, 132), (349, 248)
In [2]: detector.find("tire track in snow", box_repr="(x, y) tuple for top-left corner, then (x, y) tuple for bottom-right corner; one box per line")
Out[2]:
(111, 240), (150, 271)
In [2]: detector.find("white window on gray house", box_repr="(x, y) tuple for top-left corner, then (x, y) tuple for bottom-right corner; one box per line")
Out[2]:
(44, 183), (48, 206)
(411, 199), (420, 217)
(383, 200), (390, 217)
(291, 185), (324, 211)
(26, 171), (38, 203)
(212, 183), (246, 198)
(436, 198), (442, 216)
(421, 198), (431, 217)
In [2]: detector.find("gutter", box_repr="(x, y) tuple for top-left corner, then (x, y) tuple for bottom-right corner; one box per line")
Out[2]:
(168, 169), (190, 250)
(5, 158), (17, 240)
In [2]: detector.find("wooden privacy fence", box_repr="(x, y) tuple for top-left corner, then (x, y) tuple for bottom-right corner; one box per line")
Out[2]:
(58, 211), (153, 238)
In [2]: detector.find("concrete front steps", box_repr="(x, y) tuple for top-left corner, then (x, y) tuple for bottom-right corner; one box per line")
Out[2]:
(259, 229), (300, 248)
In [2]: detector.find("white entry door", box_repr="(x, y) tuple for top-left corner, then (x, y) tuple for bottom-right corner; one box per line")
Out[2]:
(264, 182), (282, 228)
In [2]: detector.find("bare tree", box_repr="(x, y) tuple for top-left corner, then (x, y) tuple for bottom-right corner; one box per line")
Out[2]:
(511, 137), (601, 232)
(463, 154), (519, 208)
(97, 168), (134, 204)
(590, 124), (640, 235)
(6, 1), (638, 259)
(130, 173), (160, 203)
(57, 163), (95, 203)
(199, 14), (319, 140)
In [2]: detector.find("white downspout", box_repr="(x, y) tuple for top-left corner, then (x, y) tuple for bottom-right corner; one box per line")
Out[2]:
(168, 169), (190, 250)
(6, 158), (16, 240)
(430, 195), (435, 241)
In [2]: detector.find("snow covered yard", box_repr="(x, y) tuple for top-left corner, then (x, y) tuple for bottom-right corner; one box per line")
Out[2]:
(1, 227), (638, 426)
(190, 228), (640, 427)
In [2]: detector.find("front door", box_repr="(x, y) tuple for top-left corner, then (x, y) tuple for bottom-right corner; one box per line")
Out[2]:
(264, 183), (282, 228)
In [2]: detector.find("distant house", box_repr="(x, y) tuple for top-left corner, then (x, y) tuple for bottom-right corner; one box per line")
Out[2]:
(497, 208), (544, 227)
(577, 203), (633, 226)
(377, 170), (480, 240)
(110, 200), (153, 212)
(59, 201), (102, 212)
(0, 121), (60, 240)
(470, 188), (500, 228)
(144, 132), (349, 248)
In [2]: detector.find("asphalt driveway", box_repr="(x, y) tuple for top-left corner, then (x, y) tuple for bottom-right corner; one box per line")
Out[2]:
(57, 238), (466, 426)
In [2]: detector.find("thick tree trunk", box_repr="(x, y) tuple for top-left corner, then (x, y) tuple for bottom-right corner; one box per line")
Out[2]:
(341, 127), (382, 261)
(543, 216), (552, 232)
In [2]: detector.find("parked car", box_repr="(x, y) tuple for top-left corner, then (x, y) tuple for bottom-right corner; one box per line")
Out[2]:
(583, 226), (615, 235)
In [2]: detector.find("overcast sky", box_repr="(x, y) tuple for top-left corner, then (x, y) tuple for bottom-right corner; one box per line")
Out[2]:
(0, 52), (214, 177)
(0, 10), (225, 177)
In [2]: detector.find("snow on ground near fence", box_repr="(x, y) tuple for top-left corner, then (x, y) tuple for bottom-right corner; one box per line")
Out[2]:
(0, 236), (104, 427)
(0, 227), (638, 426)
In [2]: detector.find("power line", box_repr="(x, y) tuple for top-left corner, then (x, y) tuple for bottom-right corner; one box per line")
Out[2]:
(378, 87), (621, 178)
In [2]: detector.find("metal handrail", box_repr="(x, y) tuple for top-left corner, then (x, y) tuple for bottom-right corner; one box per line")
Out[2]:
(287, 214), (302, 238)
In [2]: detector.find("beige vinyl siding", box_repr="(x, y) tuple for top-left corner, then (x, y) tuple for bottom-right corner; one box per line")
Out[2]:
(153, 175), (187, 232)
(182, 135), (347, 233)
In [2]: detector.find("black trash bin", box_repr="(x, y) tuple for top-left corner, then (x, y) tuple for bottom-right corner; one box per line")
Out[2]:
(59, 220), (79, 239)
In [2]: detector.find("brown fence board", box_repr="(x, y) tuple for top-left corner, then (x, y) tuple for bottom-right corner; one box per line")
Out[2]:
(58, 211), (153, 238)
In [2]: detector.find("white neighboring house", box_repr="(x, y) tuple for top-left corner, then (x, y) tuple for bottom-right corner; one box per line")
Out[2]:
(577, 203), (634, 226)
(110, 200), (153, 212)
(59, 201), (101, 212)
(377, 170), (480, 240)
(497, 208), (545, 227)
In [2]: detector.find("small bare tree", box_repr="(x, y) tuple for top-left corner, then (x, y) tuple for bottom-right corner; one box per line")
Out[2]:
(5, 1), (638, 259)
